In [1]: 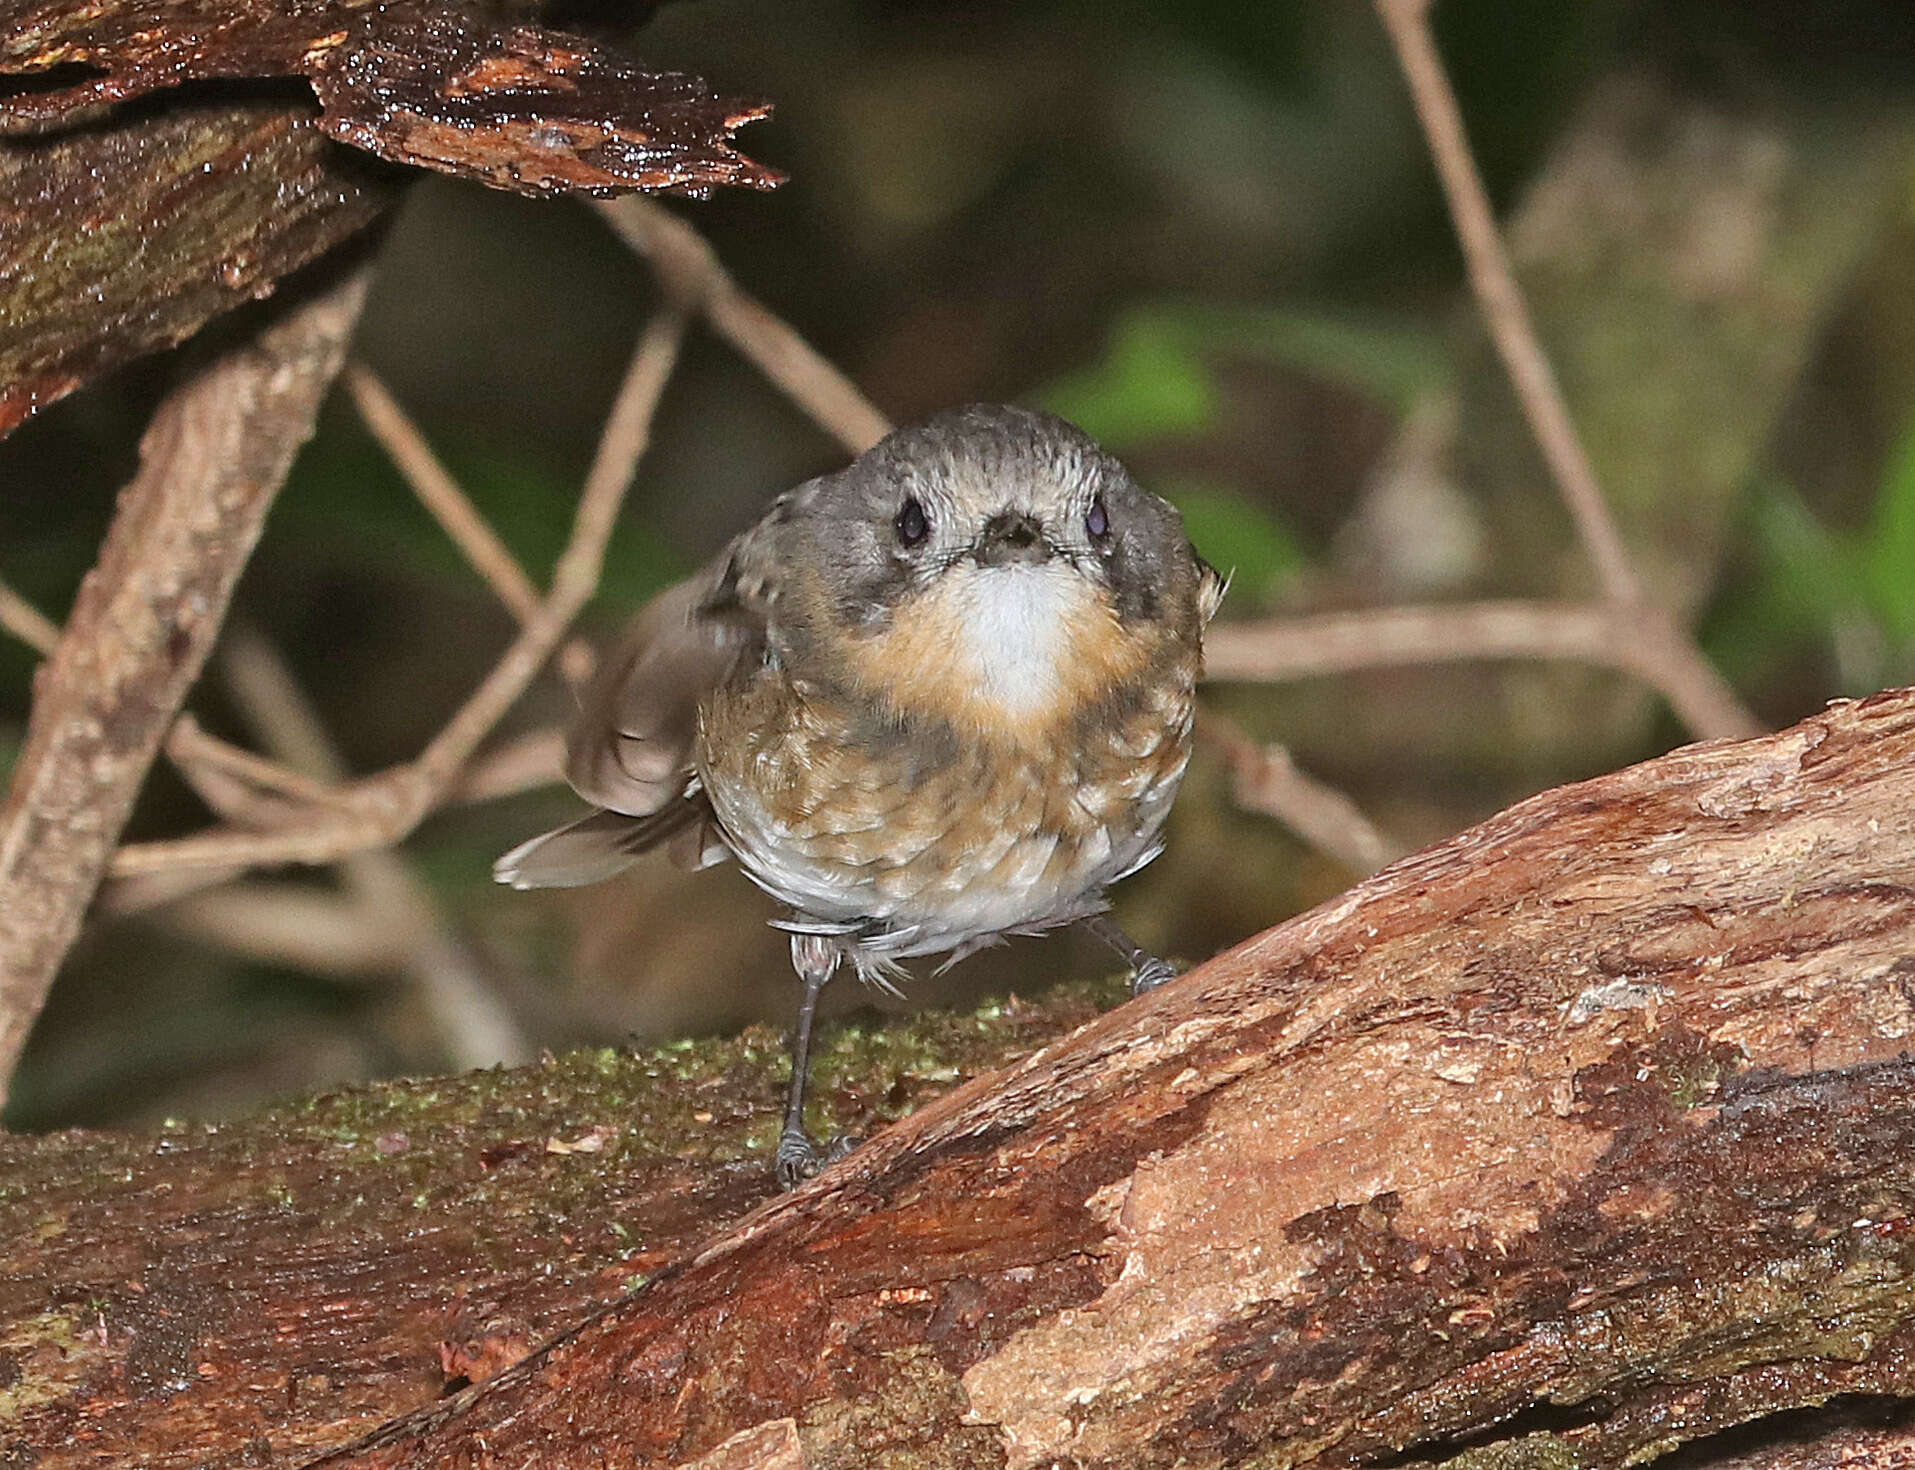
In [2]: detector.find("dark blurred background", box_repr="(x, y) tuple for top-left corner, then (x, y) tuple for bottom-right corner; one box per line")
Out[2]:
(5, 0), (1915, 1129)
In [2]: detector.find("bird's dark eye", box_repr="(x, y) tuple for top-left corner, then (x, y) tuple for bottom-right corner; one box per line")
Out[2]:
(1086, 495), (1111, 542)
(895, 496), (929, 548)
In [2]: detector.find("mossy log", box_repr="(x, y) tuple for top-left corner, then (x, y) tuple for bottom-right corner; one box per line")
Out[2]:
(11, 689), (1915, 1468)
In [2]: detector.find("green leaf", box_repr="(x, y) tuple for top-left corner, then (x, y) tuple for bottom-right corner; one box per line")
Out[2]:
(1705, 476), (1875, 689)
(1156, 477), (1304, 607)
(1184, 304), (1447, 413)
(1861, 407), (1915, 646)
(1039, 311), (1220, 448)
(1038, 301), (1446, 455)
(1752, 477), (1869, 626)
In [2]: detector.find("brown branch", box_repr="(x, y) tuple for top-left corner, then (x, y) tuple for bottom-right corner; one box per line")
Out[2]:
(1373, 0), (1637, 606)
(594, 196), (894, 456)
(8, 685), (1915, 1467)
(1372, 0), (1760, 744)
(217, 627), (531, 1068)
(166, 713), (346, 811)
(153, 881), (399, 978)
(0, 574), (59, 656)
(1197, 710), (1401, 875)
(0, 266), (369, 1102)
(343, 361), (545, 625)
(106, 304), (689, 878)
(442, 726), (566, 805)
(1205, 598), (1759, 738)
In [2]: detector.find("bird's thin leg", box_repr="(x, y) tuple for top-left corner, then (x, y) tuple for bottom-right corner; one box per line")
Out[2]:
(775, 933), (852, 1188)
(1080, 912), (1180, 997)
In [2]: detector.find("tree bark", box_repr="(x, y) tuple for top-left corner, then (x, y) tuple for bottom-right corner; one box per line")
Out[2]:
(0, 265), (369, 1100)
(10, 688), (1915, 1468)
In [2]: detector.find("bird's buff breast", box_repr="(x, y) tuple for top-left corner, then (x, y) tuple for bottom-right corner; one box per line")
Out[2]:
(694, 576), (1197, 956)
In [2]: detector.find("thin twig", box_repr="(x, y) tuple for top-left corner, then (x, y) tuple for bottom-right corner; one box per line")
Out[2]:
(1205, 599), (1759, 739)
(152, 882), (398, 978)
(1371, 0), (1760, 743)
(343, 361), (545, 625)
(443, 727), (565, 805)
(108, 306), (690, 878)
(218, 627), (532, 1068)
(0, 576), (59, 657)
(1198, 710), (1401, 876)
(1374, 0), (1638, 606)
(167, 715), (348, 809)
(594, 196), (893, 457)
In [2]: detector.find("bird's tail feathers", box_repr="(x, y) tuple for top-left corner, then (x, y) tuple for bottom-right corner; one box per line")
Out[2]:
(493, 801), (717, 890)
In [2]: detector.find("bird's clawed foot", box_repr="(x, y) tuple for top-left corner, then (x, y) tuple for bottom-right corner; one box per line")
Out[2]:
(1080, 913), (1183, 999)
(775, 1127), (860, 1189)
(1129, 954), (1181, 996)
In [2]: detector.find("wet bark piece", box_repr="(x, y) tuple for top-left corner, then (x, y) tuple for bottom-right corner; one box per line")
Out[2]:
(0, 102), (395, 438)
(0, 0), (777, 197)
(0, 0), (775, 437)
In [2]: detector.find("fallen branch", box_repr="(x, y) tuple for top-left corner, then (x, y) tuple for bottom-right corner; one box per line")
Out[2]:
(0, 266), (369, 1101)
(6, 686), (1915, 1468)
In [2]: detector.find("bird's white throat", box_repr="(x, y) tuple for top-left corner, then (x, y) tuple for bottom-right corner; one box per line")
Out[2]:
(938, 562), (1097, 717)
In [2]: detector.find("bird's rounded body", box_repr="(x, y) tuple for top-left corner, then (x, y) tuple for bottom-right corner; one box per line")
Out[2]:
(697, 655), (1198, 973)
(497, 403), (1221, 1181)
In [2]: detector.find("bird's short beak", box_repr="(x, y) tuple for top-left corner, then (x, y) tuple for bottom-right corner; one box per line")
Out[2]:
(974, 510), (1051, 567)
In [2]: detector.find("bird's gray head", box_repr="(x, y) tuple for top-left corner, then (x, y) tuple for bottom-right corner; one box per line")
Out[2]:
(792, 403), (1201, 631)
(774, 404), (1218, 739)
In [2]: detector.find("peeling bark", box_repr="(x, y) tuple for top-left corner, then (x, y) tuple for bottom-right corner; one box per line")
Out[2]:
(10, 690), (1915, 1467)
(0, 0), (776, 198)
(0, 0), (775, 437)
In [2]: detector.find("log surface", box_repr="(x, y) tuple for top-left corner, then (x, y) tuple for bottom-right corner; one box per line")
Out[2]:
(320, 687), (1915, 1468)
(7, 689), (1915, 1468)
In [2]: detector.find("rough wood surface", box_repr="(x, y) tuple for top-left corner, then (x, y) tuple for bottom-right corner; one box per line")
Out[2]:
(0, 267), (368, 1101)
(0, 0), (777, 198)
(0, 987), (1117, 1466)
(0, 0), (775, 438)
(0, 102), (394, 439)
(9, 688), (1915, 1468)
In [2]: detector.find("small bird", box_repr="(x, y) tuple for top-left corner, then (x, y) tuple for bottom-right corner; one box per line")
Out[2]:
(497, 404), (1223, 1186)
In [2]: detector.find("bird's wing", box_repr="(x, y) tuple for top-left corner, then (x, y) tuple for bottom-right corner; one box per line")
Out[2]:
(564, 525), (778, 817)
(492, 499), (792, 892)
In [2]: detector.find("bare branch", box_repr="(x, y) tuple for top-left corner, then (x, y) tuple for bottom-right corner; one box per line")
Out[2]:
(594, 196), (893, 457)
(0, 267), (370, 1101)
(0, 575), (59, 657)
(218, 627), (531, 1068)
(1373, 0), (1637, 605)
(442, 727), (565, 805)
(343, 361), (545, 625)
(107, 305), (690, 879)
(1370, 0), (1762, 746)
(166, 714), (349, 812)
(1197, 710), (1401, 875)
(1206, 599), (1759, 738)
(154, 882), (398, 978)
